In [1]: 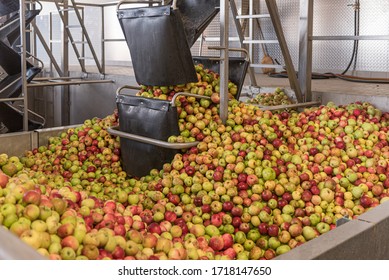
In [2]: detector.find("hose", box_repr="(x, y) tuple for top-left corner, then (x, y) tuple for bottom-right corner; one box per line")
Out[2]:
(341, 0), (360, 75)
(268, 0), (389, 84)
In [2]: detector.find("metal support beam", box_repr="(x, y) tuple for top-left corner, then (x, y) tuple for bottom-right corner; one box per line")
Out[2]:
(31, 21), (64, 76)
(101, 5), (106, 74)
(28, 79), (114, 87)
(265, 0), (303, 103)
(311, 35), (389, 41)
(298, 0), (313, 102)
(229, 0), (257, 87)
(19, 0), (28, 131)
(219, 0), (229, 124)
(59, 0), (70, 127)
(70, 0), (103, 74)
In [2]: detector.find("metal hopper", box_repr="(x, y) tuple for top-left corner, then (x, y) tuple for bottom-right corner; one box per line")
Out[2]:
(165, 0), (220, 47)
(117, 1), (197, 86)
(108, 91), (205, 178)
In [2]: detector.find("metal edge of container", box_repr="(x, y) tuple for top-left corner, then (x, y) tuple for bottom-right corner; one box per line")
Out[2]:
(276, 201), (389, 260)
(0, 131), (33, 156)
(0, 226), (47, 260)
(0, 124), (81, 157)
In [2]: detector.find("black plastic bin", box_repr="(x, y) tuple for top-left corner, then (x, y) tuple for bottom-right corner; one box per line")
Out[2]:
(193, 56), (250, 99)
(117, 4), (197, 86)
(165, 0), (220, 47)
(116, 94), (182, 177)
(108, 92), (204, 178)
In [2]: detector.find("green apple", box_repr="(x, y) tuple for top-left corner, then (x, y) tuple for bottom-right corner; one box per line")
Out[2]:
(83, 232), (100, 247)
(31, 220), (48, 232)
(81, 244), (99, 260)
(39, 206), (52, 221)
(23, 204), (40, 221)
(104, 235), (117, 252)
(309, 213), (321, 226)
(40, 232), (51, 249)
(268, 237), (281, 250)
(205, 225), (220, 237)
(276, 244), (291, 255)
(114, 235), (127, 249)
(48, 242), (62, 255)
(124, 240), (140, 256)
(81, 198), (95, 209)
(302, 226), (318, 241)
(316, 222), (330, 234)
(351, 186), (364, 199)
(10, 219), (31, 236)
(60, 247), (76, 260)
(20, 229), (42, 250)
(0, 203), (17, 217)
(3, 213), (18, 228)
(73, 224), (87, 244)
(46, 215), (60, 234)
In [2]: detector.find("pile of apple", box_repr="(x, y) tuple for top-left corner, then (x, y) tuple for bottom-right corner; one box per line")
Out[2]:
(1, 86), (389, 260)
(247, 87), (294, 106)
(136, 64), (238, 102)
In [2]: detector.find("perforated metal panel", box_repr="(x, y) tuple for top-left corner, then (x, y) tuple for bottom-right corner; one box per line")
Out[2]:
(256, 0), (389, 73)
(34, 0), (389, 74)
(311, 0), (389, 72)
(197, 0), (389, 73)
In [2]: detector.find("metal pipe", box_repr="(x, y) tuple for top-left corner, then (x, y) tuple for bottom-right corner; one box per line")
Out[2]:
(33, 76), (83, 81)
(198, 33), (204, 56)
(236, 14), (270, 19)
(27, 79), (114, 87)
(242, 39), (279, 44)
(248, 0), (253, 65)
(31, 21), (63, 76)
(116, 0), (162, 10)
(298, 0), (313, 102)
(102, 38), (126, 42)
(0, 97), (25, 103)
(26, 51), (45, 69)
(20, 0), (29, 131)
(10, 103), (46, 127)
(107, 126), (199, 150)
(70, 0), (103, 74)
(219, 0), (229, 124)
(250, 63), (284, 69)
(311, 35), (389, 41)
(116, 84), (142, 95)
(253, 101), (321, 111)
(101, 5), (105, 74)
(229, 0), (257, 86)
(208, 46), (250, 61)
(265, 0), (303, 103)
(0, 77), (22, 95)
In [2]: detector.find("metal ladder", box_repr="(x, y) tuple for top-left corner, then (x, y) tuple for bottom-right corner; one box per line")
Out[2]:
(230, 0), (303, 102)
(53, 0), (103, 74)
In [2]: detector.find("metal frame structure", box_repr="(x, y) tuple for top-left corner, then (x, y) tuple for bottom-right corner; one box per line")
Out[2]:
(1, 0), (116, 132)
(298, 0), (389, 102)
(6, 0), (322, 132)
